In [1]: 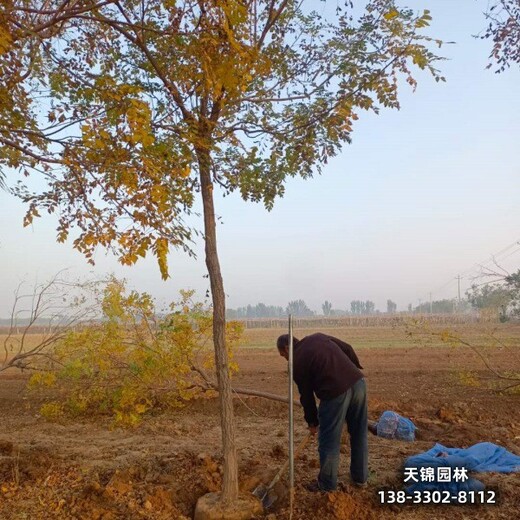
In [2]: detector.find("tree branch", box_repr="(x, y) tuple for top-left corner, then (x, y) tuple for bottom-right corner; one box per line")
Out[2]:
(0, 137), (62, 165)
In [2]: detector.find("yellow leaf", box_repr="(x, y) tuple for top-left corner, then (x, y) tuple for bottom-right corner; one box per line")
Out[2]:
(135, 403), (147, 414)
(155, 238), (170, 279)
(0, 25), (12, 55)
(384, 10), (399, 21)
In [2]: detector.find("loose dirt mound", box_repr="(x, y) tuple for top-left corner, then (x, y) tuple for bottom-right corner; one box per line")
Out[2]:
(1, 463), (191, 520)
(326, 492), (379, 519)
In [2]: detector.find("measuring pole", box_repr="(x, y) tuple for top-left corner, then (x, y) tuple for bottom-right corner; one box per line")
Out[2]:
(288, 314), (294, 516)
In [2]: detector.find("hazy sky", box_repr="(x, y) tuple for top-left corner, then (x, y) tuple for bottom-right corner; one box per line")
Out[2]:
(1, 0), (519, 317)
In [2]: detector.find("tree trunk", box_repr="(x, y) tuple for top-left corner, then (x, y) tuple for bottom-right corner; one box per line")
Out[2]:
(198, 147), (239, 503)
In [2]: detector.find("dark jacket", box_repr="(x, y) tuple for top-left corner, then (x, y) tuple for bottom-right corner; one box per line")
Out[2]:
(293, 333), (364, 427)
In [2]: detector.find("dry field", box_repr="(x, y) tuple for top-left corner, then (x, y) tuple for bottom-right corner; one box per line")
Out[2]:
(0, 323), (519, 519)
(241, 323), (520, 350)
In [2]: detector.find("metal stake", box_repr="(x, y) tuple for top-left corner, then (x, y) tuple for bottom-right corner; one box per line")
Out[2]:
(288, 314), (294, 516)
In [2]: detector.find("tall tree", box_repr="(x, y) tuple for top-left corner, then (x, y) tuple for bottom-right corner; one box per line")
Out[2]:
(0, 0), (443, 505)
(322, 300), (332, 316)
(386, 299), (397, 313)
(365, 299), (375, 313)
(466, 271), (520, 320)
(286, 299), (314, 317)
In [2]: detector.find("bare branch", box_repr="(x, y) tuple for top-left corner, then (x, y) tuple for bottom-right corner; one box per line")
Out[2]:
(1, 273), (100, 374)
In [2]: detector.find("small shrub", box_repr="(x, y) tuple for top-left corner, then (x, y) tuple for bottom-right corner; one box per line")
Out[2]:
(30, 280), (242, 426)
(40, 402), (64, 421)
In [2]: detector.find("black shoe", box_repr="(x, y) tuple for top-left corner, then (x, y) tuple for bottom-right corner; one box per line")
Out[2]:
(305, 480), (333, 493)
(305, 480), (324, 493)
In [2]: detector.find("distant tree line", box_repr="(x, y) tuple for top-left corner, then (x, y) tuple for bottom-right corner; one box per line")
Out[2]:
(0, 316), (67, 327)
(226, 299), (315, 319)
(227, 299), (382, 318)
(226, 272), (520, 320)
(226, 303), (286, 319)
(350, 300), (376, 315)
(321, 301), (352, 316)
(465, 270), (520, 322)
(11, 279), (517, 323)
(412, 299), (470, 314)
(405, 270), (520, 321)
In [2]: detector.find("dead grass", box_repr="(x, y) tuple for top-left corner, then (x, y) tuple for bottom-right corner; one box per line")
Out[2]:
(2, 323), (520, 354)
(241, 322), (520, 350)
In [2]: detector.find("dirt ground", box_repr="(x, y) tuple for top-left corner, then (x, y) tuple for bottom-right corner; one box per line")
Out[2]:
(0, 329), (519, 519)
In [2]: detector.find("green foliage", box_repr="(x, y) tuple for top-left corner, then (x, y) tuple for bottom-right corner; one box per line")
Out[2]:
(465, 270), (520, 320)
(350, 300), (376, 314)
(386, 299), (397, 313)
(1, 1), (445, 277)
(39, 402), (64, 421)
(227, 302), (285, 319)
(29, 280), (243, 426)
(466, 284), (513, 310)
(504, 271), (520, 318)
(286, 299), (314, 317)
(322, 300), (333, 316)
(413, 299), (471, 314)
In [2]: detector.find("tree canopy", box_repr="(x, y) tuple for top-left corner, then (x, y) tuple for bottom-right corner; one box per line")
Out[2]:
(466, 269), (520, 320)
(351, 299), (376, 314)
(1, 1), (443, 276)
(286, 298), (314, 317)
(386, 298), (397, 313)
(322, 300), (333, 316)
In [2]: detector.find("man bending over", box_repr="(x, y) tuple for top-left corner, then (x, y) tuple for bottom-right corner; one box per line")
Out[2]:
(277, 333), (368, 491)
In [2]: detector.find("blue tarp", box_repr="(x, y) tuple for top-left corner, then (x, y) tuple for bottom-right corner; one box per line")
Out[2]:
(422, 442), (520, 473)
(404, 442), (520, 495)
(376, 411), (416, 442)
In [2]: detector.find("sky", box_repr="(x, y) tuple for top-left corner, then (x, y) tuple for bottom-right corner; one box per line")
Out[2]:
(1, 0), (519, 317)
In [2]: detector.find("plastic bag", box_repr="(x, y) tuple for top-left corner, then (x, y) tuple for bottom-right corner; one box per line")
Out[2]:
(376, 410), (416, 442)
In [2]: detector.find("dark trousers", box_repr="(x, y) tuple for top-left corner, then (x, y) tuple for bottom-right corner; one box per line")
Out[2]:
(317, 378), (368, 490)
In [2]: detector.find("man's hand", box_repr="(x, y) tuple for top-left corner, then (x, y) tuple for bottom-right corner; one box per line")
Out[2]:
(308, 425), (318, 435)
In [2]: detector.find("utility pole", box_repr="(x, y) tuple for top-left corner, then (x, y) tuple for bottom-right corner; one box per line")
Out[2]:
(429, 292), (433, 314)
(456, 275), (461, 311)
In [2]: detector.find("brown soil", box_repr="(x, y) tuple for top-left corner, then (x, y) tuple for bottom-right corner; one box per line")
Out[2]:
(0, 345), (519, 519)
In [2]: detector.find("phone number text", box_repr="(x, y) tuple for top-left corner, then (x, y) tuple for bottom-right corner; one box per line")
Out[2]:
(378, 490), (496, 505)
